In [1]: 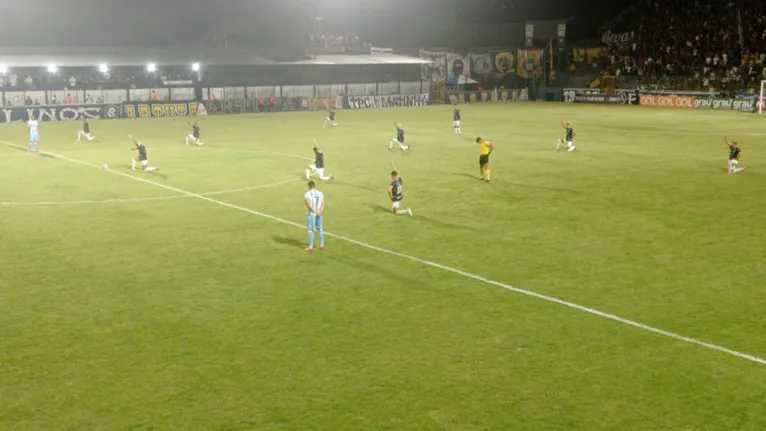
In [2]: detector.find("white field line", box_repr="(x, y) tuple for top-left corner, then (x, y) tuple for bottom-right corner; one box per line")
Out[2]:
(3, 140), (765, 366)
(0, 178), (300, 206)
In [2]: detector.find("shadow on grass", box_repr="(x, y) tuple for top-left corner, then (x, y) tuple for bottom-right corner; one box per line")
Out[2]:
(370, 204), (392, 214)
(332, 254), (431, 291)
(370, 204), (484, 233)
(452, 172), (482, 181)
(272, 235), (306, 249)
(331, 180), (379, 194)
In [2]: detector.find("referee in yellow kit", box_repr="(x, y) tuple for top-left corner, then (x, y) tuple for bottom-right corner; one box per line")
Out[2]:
(476, 137), (495, 182)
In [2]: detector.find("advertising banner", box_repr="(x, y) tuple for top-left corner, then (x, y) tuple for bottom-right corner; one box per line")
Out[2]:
(445, 89), (529, 104)
(491, 51), (516, 76)
(693, 98), (756, 112)
(516, 49), (544, 78)
(445, 52), (471, 81)
(601, 29), (636, 46)
(419, 50), (447, 82)
(124, 101), (201, 118)
(0, 103), (122, 123)
(639, 94), (695, 108)
(563, 88), (638, 105)
(344, 93), (430, 109)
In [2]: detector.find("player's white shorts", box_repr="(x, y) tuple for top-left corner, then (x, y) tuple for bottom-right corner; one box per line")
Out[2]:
(141, 159), (149, 167)
(729, 159), (739, 169)
(566, 140), (573, 146)
(308, 165), (324, 177)
(453, 120), (460, 127)
(392, 200), (400, 209)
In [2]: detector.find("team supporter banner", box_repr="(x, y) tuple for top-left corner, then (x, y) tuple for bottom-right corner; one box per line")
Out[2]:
(0, 103), (122, 123)
(445, 52), (471, 81)
(445, 89), (528, 104)
(563, 88), (638, 105)
(491, 51), (516, 76)
(516, 49), (544, 78)
(419, 50), (446, 82)
(344, 93), (429, 109)
(693, 98), (756, 112)
(470, 53), (493, 76)
(123, 100), (202, 118)
(639, 94), (695, 108)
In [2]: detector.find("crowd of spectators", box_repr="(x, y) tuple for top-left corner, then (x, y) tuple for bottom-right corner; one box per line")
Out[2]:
(582, 0), (766, 92)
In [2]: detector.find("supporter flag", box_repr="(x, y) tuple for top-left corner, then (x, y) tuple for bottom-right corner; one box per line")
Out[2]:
(516, 49), (544, 78)
(419, 50), (447, 82)
(471, 53), (493, 76)
(491, 51), (515, 76)
(446, 52), (472, 80)
(196, 102), (208, 116)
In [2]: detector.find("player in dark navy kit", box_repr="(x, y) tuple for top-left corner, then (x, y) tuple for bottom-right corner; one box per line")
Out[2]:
(185, 122), (204, 146)
(388, 123), (410, 151)
(453, 107), (462, 135)
(556, 120), (577, 152)
(725, 136), (746, 174)
(130, 135), (158, 171)
(388, 161), (412, 216)
(77, 118), (95, 141)
(305, 138), (333, 180)
(324, 108), (338, 128)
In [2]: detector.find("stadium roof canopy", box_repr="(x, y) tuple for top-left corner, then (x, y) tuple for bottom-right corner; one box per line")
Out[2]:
(0, 47), (431, 68)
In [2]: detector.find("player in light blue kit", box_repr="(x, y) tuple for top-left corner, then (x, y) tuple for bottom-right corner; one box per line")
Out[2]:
(28, 114), (40, 152)
(304, 180), (326, 252)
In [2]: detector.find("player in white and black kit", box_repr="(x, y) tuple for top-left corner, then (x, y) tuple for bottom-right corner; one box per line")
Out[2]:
(185, 122), (204, 146)
(725, 136), (746, 174)
(388, 123), (410, 151)
(323, 108), (337, 128)
(305, 139), (333, 180)
(388, 161), (412, 216)
(130, 135), (158, 171)
(77, 119), (95, 141)
(453, 107), (462, 135)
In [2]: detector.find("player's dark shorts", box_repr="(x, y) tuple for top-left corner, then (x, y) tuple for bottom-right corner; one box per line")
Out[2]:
(479, 154), (489, 165)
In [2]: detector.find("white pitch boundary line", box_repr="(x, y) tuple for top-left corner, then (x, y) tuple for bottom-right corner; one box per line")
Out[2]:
(4, 140), (765, 366)
(0, 178), (300, 206)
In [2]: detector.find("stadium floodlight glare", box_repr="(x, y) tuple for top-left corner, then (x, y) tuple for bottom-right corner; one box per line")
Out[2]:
(98, 63), (109, 73)
(147, 62), (157, 72)
(0, 64), (7, 74)
(191, 62), (200, 72)
(47, 63), (58, 74)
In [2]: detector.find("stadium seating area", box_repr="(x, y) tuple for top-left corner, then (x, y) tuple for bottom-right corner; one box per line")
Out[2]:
(600, 0), (766, 91)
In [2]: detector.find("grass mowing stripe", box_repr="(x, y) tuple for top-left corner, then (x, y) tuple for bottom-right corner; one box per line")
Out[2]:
(6, 139), (766, 367)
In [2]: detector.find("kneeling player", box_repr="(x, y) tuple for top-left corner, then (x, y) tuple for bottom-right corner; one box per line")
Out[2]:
(323, 108), (338, 128)
(389, 162), (412, 216)
(388, 123), (410, 151)
(130, 135), (158, 171)
(725, 136), (746, 174)
(556, 120), (577, 152)
(185, 122), (204, 146)
(305, 139), (333, 180)
(77, 119), (95, 141)
(453, 107), (462, 135)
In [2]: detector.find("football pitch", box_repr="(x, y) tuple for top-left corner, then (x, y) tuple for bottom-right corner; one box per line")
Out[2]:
(2, 103), (766, 430)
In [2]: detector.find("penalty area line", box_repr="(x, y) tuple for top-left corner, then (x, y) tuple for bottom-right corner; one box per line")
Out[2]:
(4, 140), (766, 367)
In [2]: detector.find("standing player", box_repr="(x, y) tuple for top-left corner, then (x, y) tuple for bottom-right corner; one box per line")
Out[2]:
(556, 120), (577, 152)
(389, 161), (413, 216)
(304, 180), (326, 252)
(725, 136), (746, 174)
(77, 119), (95, 141)
(453, 107), (462, 135)
(129, 135), (159, 171)
(323, 108), (337, 128)
(476, 137), (494, 182)
(27, 114), (39, 152)
(185, 122), (204, 146)
(388, 123), (410, 151)
(305, 139), (333, 181)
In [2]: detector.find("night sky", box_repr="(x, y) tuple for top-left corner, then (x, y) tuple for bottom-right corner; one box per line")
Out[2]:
(1, 0), (635, 47)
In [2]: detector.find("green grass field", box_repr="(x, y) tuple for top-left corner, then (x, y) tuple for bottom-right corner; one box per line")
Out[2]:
(2, 103), (766, 430)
